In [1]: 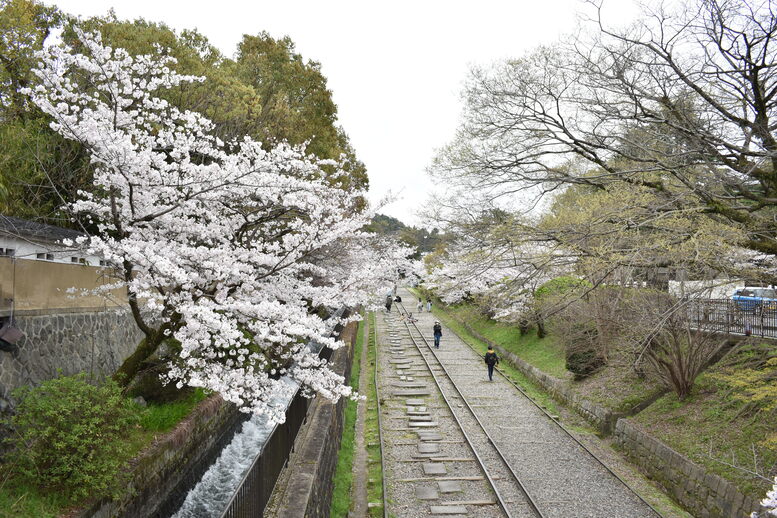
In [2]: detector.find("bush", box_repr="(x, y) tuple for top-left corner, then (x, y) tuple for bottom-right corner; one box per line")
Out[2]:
(566, 348), (606, 380)
(3, 374), (140, 502)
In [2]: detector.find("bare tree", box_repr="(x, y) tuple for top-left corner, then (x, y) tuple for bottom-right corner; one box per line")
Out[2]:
(431, 0), (777, 258)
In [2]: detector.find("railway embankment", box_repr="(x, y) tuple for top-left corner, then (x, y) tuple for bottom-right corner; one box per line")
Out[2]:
(426, 297), (769, 518)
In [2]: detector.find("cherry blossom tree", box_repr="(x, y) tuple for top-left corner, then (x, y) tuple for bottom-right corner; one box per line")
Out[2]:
(423, 214), (570, 322)
(25, 30), (409, 422)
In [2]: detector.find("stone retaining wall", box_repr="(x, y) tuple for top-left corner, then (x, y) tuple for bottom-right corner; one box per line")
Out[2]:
(267, 322), (357, 518)
(80, 395), (243, 518)
(0, 309), (142, 410)
(614, 418), (762, 518)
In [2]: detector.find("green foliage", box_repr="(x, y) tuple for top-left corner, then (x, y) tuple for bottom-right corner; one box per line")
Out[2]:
(139, 388), (207, 432)
(3, 374), (140, 502)
(365, 214), (447, 258)
(0, 5), (368, 225)
(534, 276), (591, 300)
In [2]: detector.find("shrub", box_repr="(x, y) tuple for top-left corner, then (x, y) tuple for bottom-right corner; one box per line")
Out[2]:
(3, 373), (140, 502)
(534, 276), (592, 338)
(565, 348), (606, 380)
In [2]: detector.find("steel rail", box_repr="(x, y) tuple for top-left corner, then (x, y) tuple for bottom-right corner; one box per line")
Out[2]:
(407, 292), (664, 518)
(394, 303), (545, 518)
(371, 313), (389, 518)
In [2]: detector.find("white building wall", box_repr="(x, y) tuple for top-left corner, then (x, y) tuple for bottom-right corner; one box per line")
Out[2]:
(0, 236), (102, 265)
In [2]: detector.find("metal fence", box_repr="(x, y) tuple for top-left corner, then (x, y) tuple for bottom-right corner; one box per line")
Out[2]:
(219, 306), (349, 518)
(220, 393), (309, 518)
(683, 298), (777, 339)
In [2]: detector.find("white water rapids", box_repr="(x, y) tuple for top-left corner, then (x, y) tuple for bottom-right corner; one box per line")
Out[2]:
(171, 377), (300, 518)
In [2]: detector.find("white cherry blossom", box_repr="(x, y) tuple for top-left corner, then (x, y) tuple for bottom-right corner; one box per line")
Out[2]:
(26, 30), (411, 423)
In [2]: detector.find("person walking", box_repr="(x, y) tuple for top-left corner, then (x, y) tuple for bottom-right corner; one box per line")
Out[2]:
(433, 320), (442, 348)
(385, 294), (393, 313)
(426, 298), (432, 312)
(417, 297), (424, 313)
(484, 345), (499, 381)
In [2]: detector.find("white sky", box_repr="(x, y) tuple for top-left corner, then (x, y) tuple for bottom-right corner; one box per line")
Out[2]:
(50, 0), (639, 226)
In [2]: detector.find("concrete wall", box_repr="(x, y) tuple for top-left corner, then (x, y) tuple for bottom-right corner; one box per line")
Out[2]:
(0, 308), (142, 409)
(0, 256), (126, 313)
(266, 321), (357, 518)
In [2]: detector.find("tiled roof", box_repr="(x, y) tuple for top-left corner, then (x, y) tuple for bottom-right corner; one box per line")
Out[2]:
(0, 215), (84, 243)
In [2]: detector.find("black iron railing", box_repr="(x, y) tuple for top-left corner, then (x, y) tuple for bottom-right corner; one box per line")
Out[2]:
(219, 393), (309, 518)
(683, 298), (777, 338)
(219, 306), (348, 518)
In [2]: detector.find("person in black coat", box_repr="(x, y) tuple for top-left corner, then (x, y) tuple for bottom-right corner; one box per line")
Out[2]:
(484, 345), (499, 381)
(433, 321), (442, 348)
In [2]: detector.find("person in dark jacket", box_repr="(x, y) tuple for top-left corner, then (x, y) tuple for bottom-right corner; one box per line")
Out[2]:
(433, 321), (442, 348)
(484, 345), (499, 381)
(385, 294), (393, 312)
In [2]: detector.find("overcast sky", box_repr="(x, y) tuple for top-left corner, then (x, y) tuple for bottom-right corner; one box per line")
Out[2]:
(51, 0), (638, 226)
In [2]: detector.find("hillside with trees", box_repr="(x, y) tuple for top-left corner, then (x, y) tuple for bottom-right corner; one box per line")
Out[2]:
(366, 213), (447, 258)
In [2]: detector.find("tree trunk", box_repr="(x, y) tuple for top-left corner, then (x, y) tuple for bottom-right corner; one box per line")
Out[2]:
(537, 319), (546, 339)
(113, 332), (164, 387)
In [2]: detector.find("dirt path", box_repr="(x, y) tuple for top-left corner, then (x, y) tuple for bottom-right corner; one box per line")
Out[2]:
(349, 317), (370, 517)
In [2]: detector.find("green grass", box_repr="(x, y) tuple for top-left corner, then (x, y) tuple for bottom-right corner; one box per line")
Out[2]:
(329, 318), (364, 518)
(0, 479), (69, 518)
(365, 312), (384, 517)
(634, 346), (777, 497)
(140, 388), (208, 432)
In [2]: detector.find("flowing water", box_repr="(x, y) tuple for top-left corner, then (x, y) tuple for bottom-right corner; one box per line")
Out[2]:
(171, 377), (300, 518)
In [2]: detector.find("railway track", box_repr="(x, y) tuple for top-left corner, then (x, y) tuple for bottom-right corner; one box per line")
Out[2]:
(392, 289), (660, 518)
(395, 303), (546, 518)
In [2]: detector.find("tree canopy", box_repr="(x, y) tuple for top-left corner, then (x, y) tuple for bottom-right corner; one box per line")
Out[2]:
(0, 1), (367, 225)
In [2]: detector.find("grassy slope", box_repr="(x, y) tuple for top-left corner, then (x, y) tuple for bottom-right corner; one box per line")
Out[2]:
(634, 345), (776, 496)
(329, 319), (363, 518)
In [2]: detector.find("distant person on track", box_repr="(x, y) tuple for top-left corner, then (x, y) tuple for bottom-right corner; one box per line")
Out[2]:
(484, 345), (499, 381)
(385, 294), (393, 313)
(394, 294), (402, 303)
(426, 298), (432, 312)
(433, 320), (442, 348)
(417, 297), (424, 312)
